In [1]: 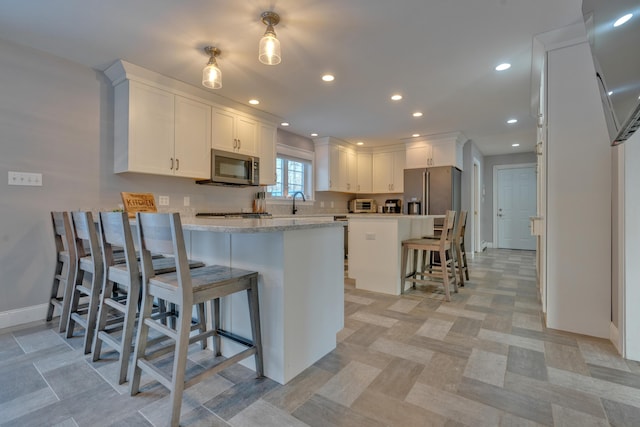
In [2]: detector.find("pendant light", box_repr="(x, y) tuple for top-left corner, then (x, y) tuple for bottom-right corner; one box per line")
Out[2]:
(202, 46), (222, 89)
(259, 11), (281, 65)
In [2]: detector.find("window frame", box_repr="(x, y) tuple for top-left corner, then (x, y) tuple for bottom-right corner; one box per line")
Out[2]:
(267, 144), (315, 202)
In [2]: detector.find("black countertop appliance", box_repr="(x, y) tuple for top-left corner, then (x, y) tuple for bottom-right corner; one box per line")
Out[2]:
(383, 199), (402, 213)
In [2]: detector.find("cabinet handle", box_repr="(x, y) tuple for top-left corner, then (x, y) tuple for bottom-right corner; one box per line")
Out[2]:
(170, 158), (174, 170)
(233, 138), (237, 149)
(176, 158), (179, 170)
(237, 139), (241, 150)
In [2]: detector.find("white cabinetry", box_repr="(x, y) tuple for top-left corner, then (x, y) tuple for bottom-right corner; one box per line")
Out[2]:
(356, 152), (372, 193)
(372, 149), (405, 193)
(405, 132), (465, 170)
(258, 122), (277, 186)
(314, 137), (357, 192)
(212, 107), (258, 155)
(112, 80), (211, 178)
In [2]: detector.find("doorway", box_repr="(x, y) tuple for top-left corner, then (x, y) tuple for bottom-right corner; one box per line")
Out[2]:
(493, 164), (536, 250)
(473, 160), (481, 253)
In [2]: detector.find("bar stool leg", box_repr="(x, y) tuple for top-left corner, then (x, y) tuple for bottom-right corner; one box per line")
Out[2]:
(247, 277), (264, 377)
(118, 279), (140, 385)
(130, 290), (154, 395)
(400, 244), (409, 295)
(440, 248), (451, 301)
(169, 305), (193, 427)
(212, 298), (222, 356)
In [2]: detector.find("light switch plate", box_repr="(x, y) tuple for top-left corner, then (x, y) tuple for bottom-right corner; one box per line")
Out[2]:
(158, 196), (170, 206)
(183, 196), (190, 206)
(8, 171), (42, 186)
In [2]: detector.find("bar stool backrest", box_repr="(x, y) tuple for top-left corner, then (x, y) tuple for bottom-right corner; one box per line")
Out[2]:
(52, 211), (75, 257)
(441, 210), (456, 245)
(99, 211), (138, 277)
(71, 211), (100, 264)
(454, 210), (467, 242)
(136, 212), (193, 300)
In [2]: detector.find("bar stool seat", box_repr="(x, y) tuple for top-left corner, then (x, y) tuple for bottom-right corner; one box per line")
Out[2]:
(130, 212), (263, 427)
(401, 210), (458, 301)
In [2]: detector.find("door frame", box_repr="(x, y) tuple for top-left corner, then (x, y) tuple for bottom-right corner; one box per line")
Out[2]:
(473, 159), (481, 253)
(492, 163), (536, 248)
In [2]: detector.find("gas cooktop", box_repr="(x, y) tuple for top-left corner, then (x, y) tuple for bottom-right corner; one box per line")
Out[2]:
(195, 212), (272, 219)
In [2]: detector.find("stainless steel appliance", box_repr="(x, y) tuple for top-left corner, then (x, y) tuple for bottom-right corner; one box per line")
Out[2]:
(196, 149), (259, 186)
(349, 198), (377, 213)
(407, 200), (421, 215)
(403, 166), (461, 216)
(383, 199), (402, 213)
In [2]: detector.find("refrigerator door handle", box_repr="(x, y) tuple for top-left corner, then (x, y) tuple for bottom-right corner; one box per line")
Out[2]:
(424, 170), (430, 215)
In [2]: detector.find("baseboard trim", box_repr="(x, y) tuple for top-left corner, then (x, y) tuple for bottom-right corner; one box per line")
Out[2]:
(0, 303), (51, 330)
(610, 322), (622, 356)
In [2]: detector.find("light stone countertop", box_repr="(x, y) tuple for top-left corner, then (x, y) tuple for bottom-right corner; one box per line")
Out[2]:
(180, 216), (344, 233)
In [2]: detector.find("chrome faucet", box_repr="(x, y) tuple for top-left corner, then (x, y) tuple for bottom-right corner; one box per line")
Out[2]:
(291, 191), (306, 215)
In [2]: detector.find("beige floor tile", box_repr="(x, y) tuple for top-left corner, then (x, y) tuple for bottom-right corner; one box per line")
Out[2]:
(416, 317), (454, 340)
(316, 360), (382, 407)
(464, 348), (508, 387)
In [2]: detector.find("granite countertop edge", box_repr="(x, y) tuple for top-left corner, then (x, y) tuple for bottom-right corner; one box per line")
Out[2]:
(181, 217), (343, 233)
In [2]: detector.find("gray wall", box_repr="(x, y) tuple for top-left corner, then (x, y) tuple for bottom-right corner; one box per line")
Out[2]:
(0, 39), (260, 313)
(482, 152), (537, 244)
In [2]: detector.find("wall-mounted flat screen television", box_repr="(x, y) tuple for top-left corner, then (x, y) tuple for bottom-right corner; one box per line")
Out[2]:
(583, 0), (640, 145)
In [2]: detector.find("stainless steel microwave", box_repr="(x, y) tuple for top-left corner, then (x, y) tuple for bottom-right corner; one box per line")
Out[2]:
(197, 149), (260, 186)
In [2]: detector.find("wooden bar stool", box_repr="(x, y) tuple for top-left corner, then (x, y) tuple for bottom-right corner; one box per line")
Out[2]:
(130, 212), (263, 427)
(92, 211), (205, 385)
(401, 210), (458, 301)
(453, 210), (469, 286)
(66, 211), (104, 354)
(47, 212), (77, 333)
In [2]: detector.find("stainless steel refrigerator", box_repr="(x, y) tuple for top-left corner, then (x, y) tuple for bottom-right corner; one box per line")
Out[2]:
(403, 166), (461, 216)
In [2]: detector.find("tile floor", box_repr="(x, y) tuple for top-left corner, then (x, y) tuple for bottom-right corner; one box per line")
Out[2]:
(2, 249), (640, 426)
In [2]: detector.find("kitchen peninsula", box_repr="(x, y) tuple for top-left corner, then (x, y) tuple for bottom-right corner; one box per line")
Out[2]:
(348, 214), (440, 295)
(180, 216), (344, 385)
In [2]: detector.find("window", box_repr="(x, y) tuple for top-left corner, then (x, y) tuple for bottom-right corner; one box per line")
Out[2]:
(267, 145), (314, 199)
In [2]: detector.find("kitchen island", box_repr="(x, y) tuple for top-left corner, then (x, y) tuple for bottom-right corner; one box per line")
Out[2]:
(348, 214), (441, 295)
(180, 216), (345, 385)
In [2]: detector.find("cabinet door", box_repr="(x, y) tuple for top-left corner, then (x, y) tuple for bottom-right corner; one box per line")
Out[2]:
(405, 143), (432, 169)
(356, 152), (372, 193)
(330, 144), (343, 191)
(346, 149), (357, 192)
(392, 151), (406, 193)
(258, 122), (277, 185)
(126, 81), (175, 175)
(372, 152), (393, 193)
(236, 115), (258, 155)
(431, 140), (460, 169)
(174, 96), (211, 179)
(211, 107), (236, 152)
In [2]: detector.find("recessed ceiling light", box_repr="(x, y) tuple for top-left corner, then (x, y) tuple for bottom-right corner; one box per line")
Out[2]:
(249, 99), (260, 105)
(412, 112), (423, 117)
(280, 122), (290, 127)
(391, 94), (403, 101)
(512, 143), (520, 147)
(507, 118), (518, 124)
(311, 133), (318, 137)
(412, 133), (420, 138)
(608, 91), (614, 96)
(495, 63), (511, 71)
(614, 13), (633, 27)
(356, 141), (364, 146)
(322, 74), (335, 82)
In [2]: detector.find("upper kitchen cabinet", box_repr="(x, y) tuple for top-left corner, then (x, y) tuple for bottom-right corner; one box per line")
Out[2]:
(356, 152), (372, 193)
(211, 107), (258, 155)
(314, 137), (357, 192)
(372, 148), (405, 193)
(405, 132), (466, 170)
(110, 79), (211, 178)
(258, 122), (277, 186)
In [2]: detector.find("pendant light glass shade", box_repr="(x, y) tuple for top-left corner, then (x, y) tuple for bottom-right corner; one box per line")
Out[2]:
(202, 46), (222, 89)
(259, 11), (281, 65)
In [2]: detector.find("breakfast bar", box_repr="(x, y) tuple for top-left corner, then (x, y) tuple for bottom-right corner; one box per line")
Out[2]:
(180, 217), (344, 385)
(348, 214), (440, 295)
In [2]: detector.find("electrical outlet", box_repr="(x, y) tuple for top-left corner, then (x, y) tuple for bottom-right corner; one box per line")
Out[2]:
(365, 232), (376, 240)
(330, 201), (334, 208)
(158, 196), (170, 206)
(183, 196), (190, 206)
(8, 171), (42, 186)
(320, 201), (325, 208)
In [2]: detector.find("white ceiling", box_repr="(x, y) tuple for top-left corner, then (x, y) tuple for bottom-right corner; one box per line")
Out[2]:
(0, 0), (584, 155)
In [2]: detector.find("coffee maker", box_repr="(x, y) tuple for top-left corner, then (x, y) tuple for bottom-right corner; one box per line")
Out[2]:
(383, 199), (402, 213)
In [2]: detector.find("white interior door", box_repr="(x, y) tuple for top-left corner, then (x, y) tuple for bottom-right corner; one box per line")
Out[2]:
(496, 165), (536, 250)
